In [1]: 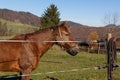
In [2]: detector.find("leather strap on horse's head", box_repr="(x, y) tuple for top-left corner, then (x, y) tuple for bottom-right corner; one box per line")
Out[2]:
(58, 27), (63, 39)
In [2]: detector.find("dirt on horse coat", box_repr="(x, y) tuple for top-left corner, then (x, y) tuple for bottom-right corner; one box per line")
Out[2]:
(0, 22), (79, 80)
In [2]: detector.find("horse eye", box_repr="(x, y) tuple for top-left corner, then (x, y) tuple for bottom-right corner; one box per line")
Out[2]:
(65, 34), (69, 36)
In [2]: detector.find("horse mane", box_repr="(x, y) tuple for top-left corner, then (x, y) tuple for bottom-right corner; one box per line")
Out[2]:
(11, 26), (58, 40)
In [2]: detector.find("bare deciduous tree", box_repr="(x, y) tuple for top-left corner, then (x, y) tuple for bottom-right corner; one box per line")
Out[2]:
(103, 12), (119, 26)
(112, 13), (119, 25)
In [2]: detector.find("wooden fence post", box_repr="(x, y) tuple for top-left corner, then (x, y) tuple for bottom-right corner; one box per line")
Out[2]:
(107, 33), (112, 41)
(107, 33), (113, 80)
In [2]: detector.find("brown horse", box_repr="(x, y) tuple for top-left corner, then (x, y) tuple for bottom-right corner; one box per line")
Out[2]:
(0, 22), (79, 80)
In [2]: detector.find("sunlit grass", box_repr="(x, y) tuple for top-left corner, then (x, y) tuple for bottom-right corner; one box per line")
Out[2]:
(0, 19), (39, 36)
(0, 36), (15, 40)
(0, 47), (120, 80)
(31, 49), (120, 80)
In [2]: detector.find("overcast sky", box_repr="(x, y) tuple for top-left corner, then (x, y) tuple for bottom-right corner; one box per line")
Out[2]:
(0, 0), (120, 26)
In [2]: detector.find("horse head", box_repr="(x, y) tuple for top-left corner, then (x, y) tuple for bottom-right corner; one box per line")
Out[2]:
(55, 22), (79, 56)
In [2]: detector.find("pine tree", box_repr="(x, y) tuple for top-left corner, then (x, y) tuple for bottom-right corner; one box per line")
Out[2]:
(40, 4), (60, 29)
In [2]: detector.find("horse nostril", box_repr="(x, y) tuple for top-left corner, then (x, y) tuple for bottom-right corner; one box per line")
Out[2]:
(72, 51), (78, 56)
(66, 49), (78, 56)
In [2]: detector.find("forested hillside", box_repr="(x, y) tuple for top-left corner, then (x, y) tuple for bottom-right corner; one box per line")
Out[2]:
(0, 9), (40, 27)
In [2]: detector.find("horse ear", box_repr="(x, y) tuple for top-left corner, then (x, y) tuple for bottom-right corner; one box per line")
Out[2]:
(61, 21), (67, 27)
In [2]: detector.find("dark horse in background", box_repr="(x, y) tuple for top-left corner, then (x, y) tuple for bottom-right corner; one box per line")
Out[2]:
(0, 22), (79, 80)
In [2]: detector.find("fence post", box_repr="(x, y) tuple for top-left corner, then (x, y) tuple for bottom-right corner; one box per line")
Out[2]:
(107, 33), (112, 41)
(107, 33), (113, 80)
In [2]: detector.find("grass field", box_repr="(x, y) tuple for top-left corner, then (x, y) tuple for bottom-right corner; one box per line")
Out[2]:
(1, 47), (120, 80)
(31, 49), (120, 80)
(0, 19), (39, 36)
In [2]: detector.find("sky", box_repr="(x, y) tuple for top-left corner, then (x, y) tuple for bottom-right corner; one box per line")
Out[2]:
(0, 0), (120, 27)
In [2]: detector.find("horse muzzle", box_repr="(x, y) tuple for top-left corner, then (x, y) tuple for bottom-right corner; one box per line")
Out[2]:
(66, 46), (79, 56)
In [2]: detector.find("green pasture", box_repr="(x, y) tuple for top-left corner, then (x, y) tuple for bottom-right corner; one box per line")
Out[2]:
(31, 49), (120, 80)
(0, 48), (120, 80)
(0, 19), (39, 36)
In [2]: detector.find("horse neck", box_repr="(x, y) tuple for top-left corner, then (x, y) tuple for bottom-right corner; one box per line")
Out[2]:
(27, 28), (57, 57)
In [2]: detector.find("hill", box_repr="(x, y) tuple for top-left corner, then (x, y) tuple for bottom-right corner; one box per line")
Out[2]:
(61, 21), (83, 27)
(0, 9), (40, 27)
(0, 19), (38, 37)
(70, 25), (120, 41)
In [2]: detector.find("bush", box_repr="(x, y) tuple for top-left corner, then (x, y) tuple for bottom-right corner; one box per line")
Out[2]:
(0, 22), (8, 36)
